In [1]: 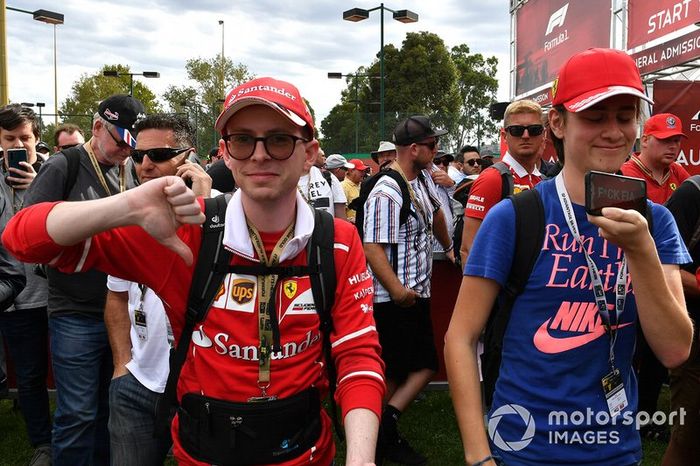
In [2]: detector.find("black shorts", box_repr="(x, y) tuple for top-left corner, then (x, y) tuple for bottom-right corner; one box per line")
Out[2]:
(373, 298), (438, 383)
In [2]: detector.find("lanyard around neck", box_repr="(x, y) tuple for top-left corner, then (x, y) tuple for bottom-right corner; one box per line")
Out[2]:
(390, 162), (431, 233)
(554, 174), (627, 369)
(85, 141), (126, 196)
(246, 221), (296, 396)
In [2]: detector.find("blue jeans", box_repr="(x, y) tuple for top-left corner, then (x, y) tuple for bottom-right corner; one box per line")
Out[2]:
(0, 307), (51, 447)
(108, 371), (172, 466)
(49, 313), (112, 466)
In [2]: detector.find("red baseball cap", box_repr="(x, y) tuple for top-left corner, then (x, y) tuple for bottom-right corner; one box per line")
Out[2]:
(551, 48), (653, 112)
(643, 113), (688, 139)
(349, 158), (369, 171)
(215, 77), (314, 136)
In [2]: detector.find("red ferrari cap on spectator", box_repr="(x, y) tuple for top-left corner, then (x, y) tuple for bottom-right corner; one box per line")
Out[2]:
(349, 158), (369, 171)
(215, 77), (314, 136)
(643, 113), (687, 139)
(551, 48), (653, 112)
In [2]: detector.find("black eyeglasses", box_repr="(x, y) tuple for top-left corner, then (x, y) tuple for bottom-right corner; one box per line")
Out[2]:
(131, 147), (190, 164)
(222, 134), (308, 160)
(58, 143), (79, 150)
(465, 158), (480, 166)
(415, 139), (438, 150)
(505, 125), (545, 137)
(106, 127), (132, 150)
(434, 158), (450, 166)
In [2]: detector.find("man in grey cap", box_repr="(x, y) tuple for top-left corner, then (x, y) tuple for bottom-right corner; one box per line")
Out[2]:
(371, 141), (397, 168)
(24, 93), (143, 466)
(325, 153), (354, 181)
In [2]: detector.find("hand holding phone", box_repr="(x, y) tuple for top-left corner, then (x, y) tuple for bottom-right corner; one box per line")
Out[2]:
(585, 171), (647, 216)
(7, 148), (28, 173)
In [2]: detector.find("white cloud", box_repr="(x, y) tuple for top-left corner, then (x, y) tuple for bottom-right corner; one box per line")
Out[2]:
(5, 0), (511, 134)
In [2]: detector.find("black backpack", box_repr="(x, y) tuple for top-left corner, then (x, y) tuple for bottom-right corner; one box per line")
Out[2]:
(156, 195), (343, 437)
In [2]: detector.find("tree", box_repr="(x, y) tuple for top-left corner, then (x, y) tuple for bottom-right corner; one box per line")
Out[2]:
(162, 54), (253, 156)
(319, 33), (499, 155)
(448, 44), (499, 152)
(60, 64), (161, 139)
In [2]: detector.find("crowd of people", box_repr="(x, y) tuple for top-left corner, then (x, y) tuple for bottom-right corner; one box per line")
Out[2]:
(0, 46), (697, 466)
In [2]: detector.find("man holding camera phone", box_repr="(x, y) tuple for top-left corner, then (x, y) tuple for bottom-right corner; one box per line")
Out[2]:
(23, 94), (142, 465)
(445, 48), (692, 466)
(0, 103), (51, 466)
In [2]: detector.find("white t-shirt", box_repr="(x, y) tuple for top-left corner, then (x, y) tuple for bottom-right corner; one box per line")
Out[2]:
(107, 276), (173, 393)
(297, 166), (346, 216)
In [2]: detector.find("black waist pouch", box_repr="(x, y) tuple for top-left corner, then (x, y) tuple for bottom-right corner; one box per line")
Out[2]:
(178, 388), (321, 465)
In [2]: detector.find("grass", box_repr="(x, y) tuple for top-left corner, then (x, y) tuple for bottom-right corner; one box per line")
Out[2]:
(0, 390), (670, 465)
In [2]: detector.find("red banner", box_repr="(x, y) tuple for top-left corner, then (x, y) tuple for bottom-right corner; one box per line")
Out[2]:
(515, 0), (611, 97)
(628, 0), (700, 50)
(631, 28), (700, 75)
(652, 80), (700, 176)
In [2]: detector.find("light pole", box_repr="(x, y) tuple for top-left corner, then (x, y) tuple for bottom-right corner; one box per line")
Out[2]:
(328, 72), (376, 153)
(3, 5), (63, 122)
(219, 20), (225, 106)
(20, 101), (45, 139)
(103, 70), (160, 96)
(343, 4), (417, 140)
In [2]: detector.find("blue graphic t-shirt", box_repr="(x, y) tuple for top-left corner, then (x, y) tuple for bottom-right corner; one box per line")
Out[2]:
(465, 178), (689, 466)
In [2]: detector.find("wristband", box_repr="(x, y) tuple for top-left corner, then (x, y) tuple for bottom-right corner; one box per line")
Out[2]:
(471, 455), (494, 466)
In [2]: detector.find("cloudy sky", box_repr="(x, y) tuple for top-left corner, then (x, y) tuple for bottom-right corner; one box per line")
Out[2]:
(5, 0), (512, 130)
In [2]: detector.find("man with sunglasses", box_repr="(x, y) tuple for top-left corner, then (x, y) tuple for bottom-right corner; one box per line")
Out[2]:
(5, 78), (384, 466)
(460, 99), (545, 265)
(53, 123), (85, 153)
(105, 114), (214, 466)
(363, 115), (453, 465)
(23, 94), (143, 466)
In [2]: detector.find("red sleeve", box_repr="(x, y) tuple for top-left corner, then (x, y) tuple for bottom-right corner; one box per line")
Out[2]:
(464, 168), (504, 220)
(329, 219), (386, 421)
(619, 160), (639, 178)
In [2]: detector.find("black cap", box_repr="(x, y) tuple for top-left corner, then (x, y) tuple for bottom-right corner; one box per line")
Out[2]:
(393, 115), (447, 146)
(434, 150), (454, 162)
(97, 94), (146, 148)
(35, 141), (51, 154)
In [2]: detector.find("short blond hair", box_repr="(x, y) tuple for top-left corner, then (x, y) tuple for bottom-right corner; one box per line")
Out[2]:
(504, 99), (543, 126)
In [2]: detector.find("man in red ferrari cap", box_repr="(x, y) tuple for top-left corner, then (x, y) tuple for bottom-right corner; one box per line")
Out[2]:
(446, 48), (692, 466)
(621, 113), (689, 204)
(342, 158), (369, 223)
(2, 77), (385, 466)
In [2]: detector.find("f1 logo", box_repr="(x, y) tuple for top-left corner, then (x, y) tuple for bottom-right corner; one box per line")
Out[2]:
(545, 3), (569, 36)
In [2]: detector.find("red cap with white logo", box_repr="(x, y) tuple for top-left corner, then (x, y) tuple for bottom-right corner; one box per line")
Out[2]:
(215, 77), (314, 136)
(551, 48), (653, 112)
(643, 113), (688, 139)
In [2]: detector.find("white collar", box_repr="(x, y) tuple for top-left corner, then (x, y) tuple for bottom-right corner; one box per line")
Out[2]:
(222, 190), (316, 263)
(502, 152), (542, 178)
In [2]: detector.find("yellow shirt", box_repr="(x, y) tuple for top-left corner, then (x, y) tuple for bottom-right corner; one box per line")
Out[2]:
(341, 178), (360, 221)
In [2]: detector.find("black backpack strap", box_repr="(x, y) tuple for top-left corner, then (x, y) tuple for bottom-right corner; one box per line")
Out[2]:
(481, 188), (544, 407)
(307, 209), (344, 438)
(155, 194), (232, 437)
(61, 147), (82, 199)
(492, 162), (514, 199)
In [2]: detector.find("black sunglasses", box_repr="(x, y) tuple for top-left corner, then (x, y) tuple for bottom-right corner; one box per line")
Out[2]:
(106, 127), (132, 150)
(415, 139), (438, 150)
(58, 143), (79, 150)
(465, 158), (480, 166)
(434, 158), (450, 166)
(131, 147), (190, 164)
(505, 125), (545, 137)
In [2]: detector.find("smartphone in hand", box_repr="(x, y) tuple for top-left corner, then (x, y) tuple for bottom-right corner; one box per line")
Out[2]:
(585, 171), (647, 216)
(6, 148), (28, 172)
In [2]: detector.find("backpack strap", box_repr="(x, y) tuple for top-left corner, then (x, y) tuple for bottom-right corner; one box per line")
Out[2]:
(481, 188), (544, 407)
(492, 162), (514, 200)
(61, 147), (83, 199)
(155, 194), (232, 437)
(307, 209), (343, 438)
